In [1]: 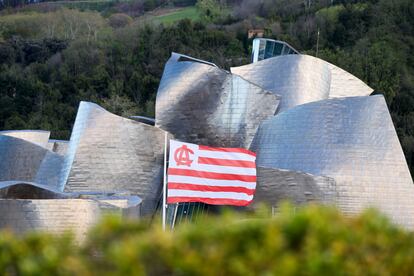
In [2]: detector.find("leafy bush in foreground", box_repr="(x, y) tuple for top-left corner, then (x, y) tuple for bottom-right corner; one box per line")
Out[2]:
(1, 204), (414, 275)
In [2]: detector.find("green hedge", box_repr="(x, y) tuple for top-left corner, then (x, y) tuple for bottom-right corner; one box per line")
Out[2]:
(1, 204), (414, 275)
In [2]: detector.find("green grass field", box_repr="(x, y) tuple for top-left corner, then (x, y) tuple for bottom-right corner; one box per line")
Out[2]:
(155, 6), (201, 25)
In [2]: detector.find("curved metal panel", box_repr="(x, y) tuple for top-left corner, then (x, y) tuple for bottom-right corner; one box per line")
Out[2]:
(35, 151), (65, 190)
(0, 199), (101, 239)
(231, 54), (373, 113)
(327, 62), (373, 98)
(231, 54), (331, 113)
(0, 135), (48, 182)
(251, 95), (414, 227)
(0, 197), (141, 240)
(0, 135), (66, 189)
(62, 101), (168, 216)
(0, 130), (50, 148)
(254, 167), (337, 206)
(155, 53), (280, 148)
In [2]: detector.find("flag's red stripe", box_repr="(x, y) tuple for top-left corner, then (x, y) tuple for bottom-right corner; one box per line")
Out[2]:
(168, 183), (255, 195)
(167, 196), (252, 206)
(199, 145), (256, 156)
(198, 157), (256, 168)
(168, 168), (256, 182)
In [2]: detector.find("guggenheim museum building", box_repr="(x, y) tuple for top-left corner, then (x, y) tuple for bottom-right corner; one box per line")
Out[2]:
(0, 38), (412, 238)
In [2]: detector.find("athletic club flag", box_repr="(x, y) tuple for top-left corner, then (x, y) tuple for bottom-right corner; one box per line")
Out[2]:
(167, 140), (257, 206)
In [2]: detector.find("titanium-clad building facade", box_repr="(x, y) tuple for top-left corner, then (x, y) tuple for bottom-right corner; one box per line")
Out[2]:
(0, 197), (141, 241)
(0, 44), (413, 232)
(63, 102), (168, 215)
(254, 167), (337, 207)
(156, 53), (280, 148)
(0, 102), (169, 236)
(156, 52), (412, 228)
(231, 54), (373, 113)
(0, 130), (51, 148)
(251, 95), (414, 227)
(0, 181), (142, 241)
(0, 135), (55, 183)
(0, 102), (169, 215)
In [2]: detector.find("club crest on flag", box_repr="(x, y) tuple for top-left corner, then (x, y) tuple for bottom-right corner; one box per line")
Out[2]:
(167, 140), (257, 206)
(174, 145), (194, 167)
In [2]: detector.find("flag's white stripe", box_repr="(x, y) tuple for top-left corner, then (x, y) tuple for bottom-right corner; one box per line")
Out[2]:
(168, 189), (254, 201)
(191, 164), (256, 175)
(168, 175), (256, 189)
(197, 150), (256, 162)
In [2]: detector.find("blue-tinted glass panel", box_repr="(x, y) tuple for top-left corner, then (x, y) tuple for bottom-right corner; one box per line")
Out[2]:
(258, 40), (266, 60)
(272, 42), (284, 56)
(264, 41), (275, 59)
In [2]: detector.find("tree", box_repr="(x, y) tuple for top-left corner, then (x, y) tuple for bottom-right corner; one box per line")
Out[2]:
(108, 13), (133, 29)
(196, 0), (223, 21)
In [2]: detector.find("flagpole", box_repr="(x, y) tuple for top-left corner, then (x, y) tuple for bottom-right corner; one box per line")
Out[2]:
(171, 203), (179, 230)
(162, 131), (168, 231)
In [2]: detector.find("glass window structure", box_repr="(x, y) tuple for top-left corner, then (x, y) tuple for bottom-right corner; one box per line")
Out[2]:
(252, 38), (299, 63)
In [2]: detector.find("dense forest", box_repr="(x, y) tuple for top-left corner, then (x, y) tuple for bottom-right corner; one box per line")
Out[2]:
(0, 0), (413, 174)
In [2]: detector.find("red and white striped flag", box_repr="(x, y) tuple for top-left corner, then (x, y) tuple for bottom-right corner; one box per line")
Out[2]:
(167, 140), (257, 206)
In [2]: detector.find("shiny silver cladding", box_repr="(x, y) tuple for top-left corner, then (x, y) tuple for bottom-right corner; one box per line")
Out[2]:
(62, 101), (168, 216)
(231, 54), (373, 113)
(0, 135), (47, 181)
(156, 53), (280, 148)
(0, 197), (141, 241)
(0, 181), (141, 240)
(255, 167), (337, 207)
(251, 95), (414, 227)
(35, 151), (65, 190)
(327, 62), (374, 98)
(0, 199), (101, 240)
(232, 55), (331, 113)
(0, 135), (65, 190)
(0, 130), (51, 148)
(0, 135), (49, 182)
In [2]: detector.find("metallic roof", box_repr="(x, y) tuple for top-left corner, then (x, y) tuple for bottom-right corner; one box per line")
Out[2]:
(231, 54), (373, 113)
